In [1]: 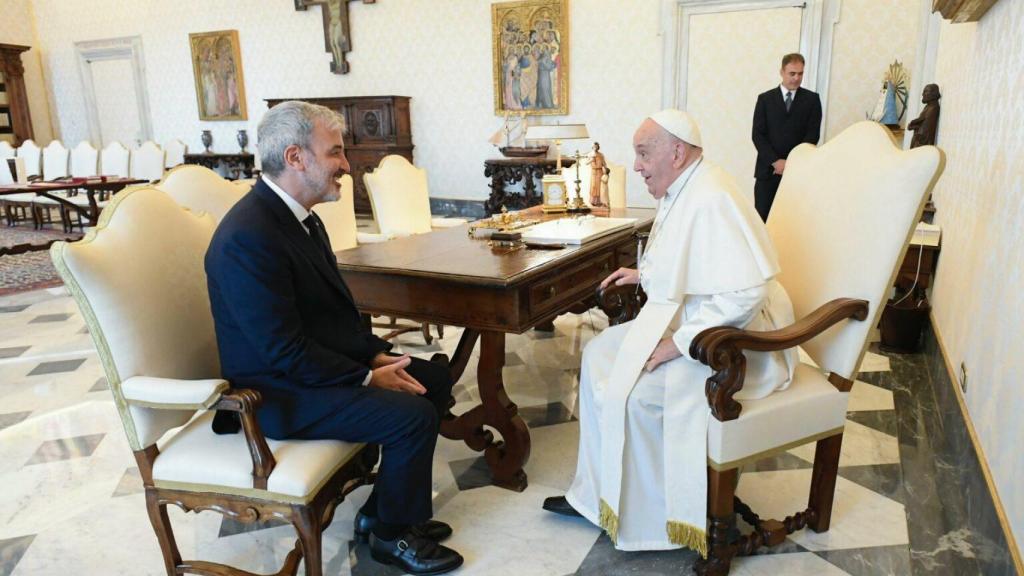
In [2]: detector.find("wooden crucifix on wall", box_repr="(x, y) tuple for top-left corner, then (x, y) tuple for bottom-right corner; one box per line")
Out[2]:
(294, 0), (376, 74)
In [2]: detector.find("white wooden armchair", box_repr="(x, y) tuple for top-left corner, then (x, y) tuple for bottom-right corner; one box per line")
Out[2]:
(157, 164), (248, 222)
(598, 121), (943, 575)
(51, 187), (376, 576)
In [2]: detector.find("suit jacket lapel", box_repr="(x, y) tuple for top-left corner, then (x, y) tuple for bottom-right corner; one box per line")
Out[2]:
(251, 182), (356, 306)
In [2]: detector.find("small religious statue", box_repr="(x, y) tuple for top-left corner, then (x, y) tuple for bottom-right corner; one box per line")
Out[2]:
(588, 142), (608, 206)
(908, 84), (941, 148)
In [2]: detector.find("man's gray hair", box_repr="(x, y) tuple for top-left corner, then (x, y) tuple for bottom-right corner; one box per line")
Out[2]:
(257, 101), (346, 176)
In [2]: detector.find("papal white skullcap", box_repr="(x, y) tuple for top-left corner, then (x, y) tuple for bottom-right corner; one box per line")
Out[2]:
(649, 109), (702, 148)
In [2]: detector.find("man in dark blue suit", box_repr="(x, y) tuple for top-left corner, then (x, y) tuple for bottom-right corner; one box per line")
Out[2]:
(205, 101), (463, 574)
(752, 53), (822, 221)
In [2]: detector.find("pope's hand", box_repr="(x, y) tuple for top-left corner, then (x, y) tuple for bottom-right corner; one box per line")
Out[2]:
(369, 355), (426, 395)
(644, 337), (682, 372)
(600, 267), (639, 289)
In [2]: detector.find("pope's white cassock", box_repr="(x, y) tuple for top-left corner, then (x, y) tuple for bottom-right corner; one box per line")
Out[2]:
(565, 121), (796, 556)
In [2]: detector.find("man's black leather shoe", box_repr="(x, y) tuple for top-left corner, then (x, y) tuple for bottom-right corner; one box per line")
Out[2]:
(369, 533), (463, 575)
(354, 512), (453, 543)
(542, 495), (583, 517)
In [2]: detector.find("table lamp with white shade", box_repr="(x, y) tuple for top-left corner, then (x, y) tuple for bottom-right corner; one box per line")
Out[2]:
(525, 123), (589, 213)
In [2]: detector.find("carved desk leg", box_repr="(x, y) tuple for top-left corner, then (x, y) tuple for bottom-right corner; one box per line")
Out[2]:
(440, 329), (530, 491)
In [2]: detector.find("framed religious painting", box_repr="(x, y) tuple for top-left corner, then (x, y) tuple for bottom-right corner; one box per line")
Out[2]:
(492, 0), (569, 116)
(189, 30), (248, 121)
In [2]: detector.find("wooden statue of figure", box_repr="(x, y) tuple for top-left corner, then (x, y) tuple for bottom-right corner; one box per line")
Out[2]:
(908, 84), (941, 148)
(589, 142), (608, 206)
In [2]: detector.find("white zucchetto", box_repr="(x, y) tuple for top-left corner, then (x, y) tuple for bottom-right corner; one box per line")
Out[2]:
(649, 109), (702, 148)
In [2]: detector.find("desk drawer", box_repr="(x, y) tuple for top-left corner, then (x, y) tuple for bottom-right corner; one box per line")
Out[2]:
(528, 253), (614, 316)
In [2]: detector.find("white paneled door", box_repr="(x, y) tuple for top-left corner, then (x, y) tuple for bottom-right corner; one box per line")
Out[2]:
(684, 6), (803, 203)
(89, 58), (144, 148)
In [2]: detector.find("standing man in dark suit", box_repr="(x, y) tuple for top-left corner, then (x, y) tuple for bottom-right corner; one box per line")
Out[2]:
(752, 53), (822, 221)
(205, 101), (463, 575)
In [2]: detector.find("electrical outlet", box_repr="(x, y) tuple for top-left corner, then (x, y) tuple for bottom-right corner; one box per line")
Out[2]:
(959, 362), (968, 395)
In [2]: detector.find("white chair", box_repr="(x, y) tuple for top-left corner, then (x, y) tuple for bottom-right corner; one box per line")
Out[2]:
(313, 175), (387, 250)
(156, 164), (247, 223)
(163, 139), (187, 168)
(635, 121), (942, 573)
(131, 140), (166, 182)
(70, 141), (99, 177)
(101, 141), (130, 177)
(0, 141), (16, 185)
(363, 155), (467, 239)
(41, 140), (70, 181)
(16, 139), (41, 179)
(50, 186), (375, 576)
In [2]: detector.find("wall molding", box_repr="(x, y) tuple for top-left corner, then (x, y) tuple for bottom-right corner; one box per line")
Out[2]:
(930, 312), (1024, 573)
(74, 36), (153, 147)
(660, 0), (840, 142)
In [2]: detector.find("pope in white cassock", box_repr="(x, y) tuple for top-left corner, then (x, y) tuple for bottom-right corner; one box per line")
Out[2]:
(542, 110), (797, 557)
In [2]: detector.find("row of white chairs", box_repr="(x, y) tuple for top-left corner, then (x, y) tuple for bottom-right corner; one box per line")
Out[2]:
(0, 139), (189, 185)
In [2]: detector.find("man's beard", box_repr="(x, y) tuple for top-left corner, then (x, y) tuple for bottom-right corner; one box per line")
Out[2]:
(302, 159), (341, 203)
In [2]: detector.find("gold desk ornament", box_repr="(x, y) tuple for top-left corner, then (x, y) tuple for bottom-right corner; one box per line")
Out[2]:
(468, 206), (540, 238)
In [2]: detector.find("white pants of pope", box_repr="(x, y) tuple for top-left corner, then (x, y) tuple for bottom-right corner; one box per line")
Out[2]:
(566, 285), (793, 551)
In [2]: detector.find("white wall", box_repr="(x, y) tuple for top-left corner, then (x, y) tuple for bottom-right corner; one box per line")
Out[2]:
(30, 0), (662, 204)
(825, 0), (920, 140)
(0, 0), (53, 143)
(930, 0), (1024, 553)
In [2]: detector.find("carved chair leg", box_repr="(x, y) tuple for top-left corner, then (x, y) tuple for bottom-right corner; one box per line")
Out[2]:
(421, 322), (433, 345)
(143, 491), (182, 576)
(436, 324), (444, 339)
(293, 505), (323, 576)
(695, 467), (739, 576)
(808, 432), (844, 533)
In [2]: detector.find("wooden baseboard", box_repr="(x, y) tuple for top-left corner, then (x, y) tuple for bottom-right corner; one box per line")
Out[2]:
(930, 312), (1023, 574)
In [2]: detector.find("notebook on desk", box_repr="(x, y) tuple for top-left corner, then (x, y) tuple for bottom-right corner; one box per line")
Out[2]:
(519, 216), (637, 245)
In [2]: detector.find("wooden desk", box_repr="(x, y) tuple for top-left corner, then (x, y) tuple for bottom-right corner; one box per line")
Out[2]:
(0, 177), (147, 224)
(184, 152), (255, 180)
(336, 207), (655, 490)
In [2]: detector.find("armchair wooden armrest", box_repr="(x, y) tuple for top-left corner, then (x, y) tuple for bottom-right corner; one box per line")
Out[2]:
(595, 283), (647, 326)
(688, 298), (869, 422)
(210, 388), (277, 490)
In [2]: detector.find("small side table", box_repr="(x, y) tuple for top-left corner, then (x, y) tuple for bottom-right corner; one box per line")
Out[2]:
(184, 152), (256, 180)
(483, 157), (575, 216)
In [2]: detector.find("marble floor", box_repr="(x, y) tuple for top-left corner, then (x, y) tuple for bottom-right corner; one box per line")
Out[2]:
(0, 287), (1016, 575)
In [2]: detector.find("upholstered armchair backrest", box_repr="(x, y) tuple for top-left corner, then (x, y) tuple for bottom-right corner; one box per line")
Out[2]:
(163, 139), (187, 168)
(767, 121), (942, 380)
(101, 141), (130, 177)
(364, 155), (433, 237)
(51, 187), (221, 450)
(157, 164), (246, 222)
(16, 139), (41, 177)
(131, 141), (166, 182)
(313, 174), (357, 251)
(42, 140), (70, 181)
(70, 141), (99, 178)
(0, 141), (14, 159)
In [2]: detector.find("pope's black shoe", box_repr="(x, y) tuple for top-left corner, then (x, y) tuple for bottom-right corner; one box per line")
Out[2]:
(354, 512), (453, 543)
(369, 532), (464, 575)
(542, 495), (583, 517)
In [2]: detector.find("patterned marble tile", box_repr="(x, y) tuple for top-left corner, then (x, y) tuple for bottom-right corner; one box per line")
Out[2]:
(836, 463), (905, 505)
(846, 409), (897, 436)
(858, 351), (891, 373)
(217, 516), (290, 538)
(27, 313), (71, 324)
(847, 380), (895, 412)
(24, 433), (105, 466)
(517, 401), (576, 429)
(0, 535), (35, 576)
(25, 358), (86, 377)
(0, 347), (29, 359)
(789, 420), (900, 467)
(88, 377), (108, 392)
(814, 544), (912, 575)
(447, 455), (493, 492)
(0, 412), (30, 433)
(110, 467), (143, 498)
(0, 305), (30, 313)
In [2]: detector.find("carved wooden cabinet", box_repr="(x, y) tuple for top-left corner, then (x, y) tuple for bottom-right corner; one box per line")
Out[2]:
(266, 96), (413, 214)
(0, 44), (34, 146)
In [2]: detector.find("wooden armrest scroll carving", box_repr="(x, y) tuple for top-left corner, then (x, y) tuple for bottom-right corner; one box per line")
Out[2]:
(211, 389), (276, 490)
(689, 298), (869, 422)
(596, 284), (647, 326)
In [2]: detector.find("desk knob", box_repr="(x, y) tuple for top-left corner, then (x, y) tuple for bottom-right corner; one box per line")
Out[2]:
(547, 286), (557, 298)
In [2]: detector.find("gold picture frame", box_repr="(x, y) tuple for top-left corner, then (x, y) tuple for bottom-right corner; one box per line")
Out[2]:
(492, 0), (569, 116)
(189, 30), (248, 121)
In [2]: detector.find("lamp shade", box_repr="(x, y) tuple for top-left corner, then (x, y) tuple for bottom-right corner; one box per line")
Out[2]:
(525, 124), (589, 141)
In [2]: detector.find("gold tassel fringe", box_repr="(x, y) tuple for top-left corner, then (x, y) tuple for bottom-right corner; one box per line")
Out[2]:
(598, 499), (620, 544)
(666, 520), (708, 559)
